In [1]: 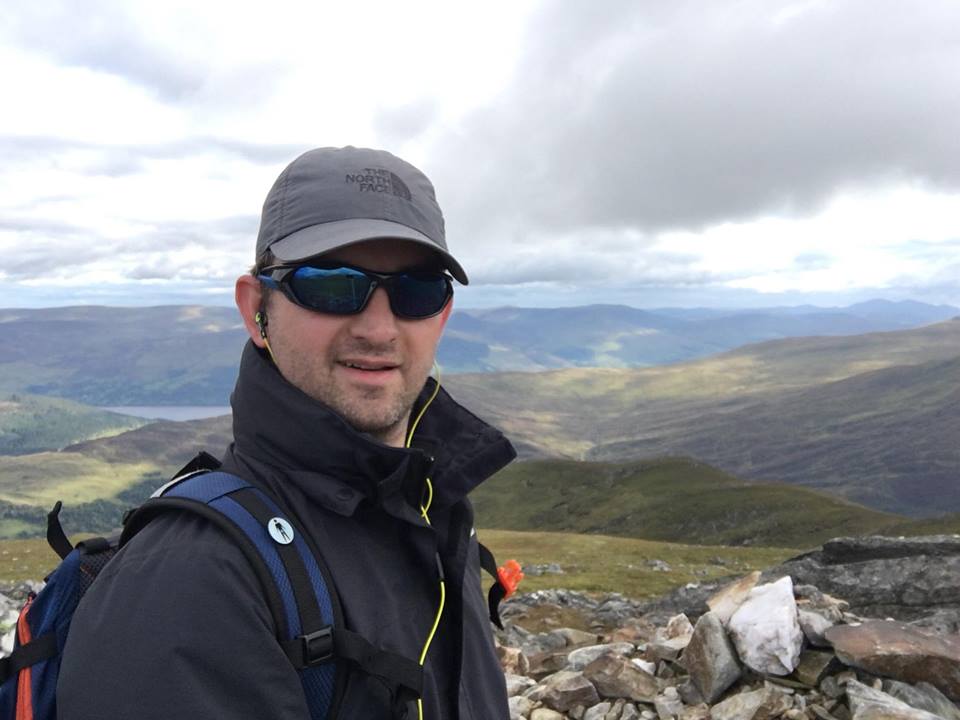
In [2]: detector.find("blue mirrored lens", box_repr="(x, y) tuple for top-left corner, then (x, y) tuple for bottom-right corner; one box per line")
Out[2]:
(282, 266), (451, 318)
(289, 266), (371, 313)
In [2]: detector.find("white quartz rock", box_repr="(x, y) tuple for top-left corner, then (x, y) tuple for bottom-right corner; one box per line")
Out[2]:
(728, 575), (803, 675)
(707, 571), (761, 626)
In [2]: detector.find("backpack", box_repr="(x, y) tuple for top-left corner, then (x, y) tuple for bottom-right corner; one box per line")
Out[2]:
(0, 452), (430, 720)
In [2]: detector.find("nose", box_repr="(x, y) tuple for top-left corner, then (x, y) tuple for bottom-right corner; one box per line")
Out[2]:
(349, 285), (399, 344)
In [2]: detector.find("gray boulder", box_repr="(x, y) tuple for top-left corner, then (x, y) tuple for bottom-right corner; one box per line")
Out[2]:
(883, 680), (960, 720)
(680, 611), (741, 703)
(846, 680), (946, 720)
(769, 536), (960, 632)
(568, 643), (635, 671)
(826, 620), (960, 701)
(538, 671), (601, 713)
(582, 654), (658, 703)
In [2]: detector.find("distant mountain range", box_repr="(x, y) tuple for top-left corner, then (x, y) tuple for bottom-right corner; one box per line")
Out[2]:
(0, 299), (955, 404)
(446, 299), (959, 371)
(2, 301), (959, 522)
(441, 318), (960, 516)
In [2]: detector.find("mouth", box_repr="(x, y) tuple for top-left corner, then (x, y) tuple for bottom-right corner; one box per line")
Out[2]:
(338, 359), (400, 373)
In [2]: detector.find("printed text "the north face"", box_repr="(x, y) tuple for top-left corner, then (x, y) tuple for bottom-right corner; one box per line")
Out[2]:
(344, 168), (412, 200)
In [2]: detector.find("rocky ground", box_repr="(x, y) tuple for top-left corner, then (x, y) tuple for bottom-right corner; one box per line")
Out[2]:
(0, 579), (41, 656)
(2, 535), (959, 719)
(495, 535), (960, 719)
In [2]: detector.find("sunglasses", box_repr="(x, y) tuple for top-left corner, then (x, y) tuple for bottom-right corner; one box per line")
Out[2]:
(258, 263), (453, 319)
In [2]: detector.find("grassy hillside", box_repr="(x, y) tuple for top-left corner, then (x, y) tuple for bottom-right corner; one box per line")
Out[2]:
(884, 513), (960, 536)
(479, 529), (795, 599)
(473, 458), (904, 548)
(445, 319), (960, 438)
(587, 355), (960, 515)
(0, 418), (910, 549)
(0, 394), (148, 455)
(0, 416), (232, 538)
(0, 530), (796, 598)
(63, 415), (233, 469)
(443, 321), (960, 515)
(0, 419), (953, 551)
(0, 538), (63, 583)
(0, 453), (158, 506)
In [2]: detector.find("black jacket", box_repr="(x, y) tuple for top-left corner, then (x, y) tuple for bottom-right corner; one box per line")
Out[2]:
(58, 341), (516, 719)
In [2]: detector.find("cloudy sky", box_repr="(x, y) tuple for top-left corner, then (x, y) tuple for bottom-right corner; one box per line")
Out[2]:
(2, 0), (959, 310)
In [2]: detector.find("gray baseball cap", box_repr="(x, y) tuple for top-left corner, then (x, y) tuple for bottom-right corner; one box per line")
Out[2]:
(255, 146), (468, 284)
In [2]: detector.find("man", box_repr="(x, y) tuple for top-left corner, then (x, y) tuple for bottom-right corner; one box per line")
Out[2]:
(58, 147), (517, 719)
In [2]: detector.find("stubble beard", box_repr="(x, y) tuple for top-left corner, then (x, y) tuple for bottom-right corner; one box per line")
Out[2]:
(283, 347), (431, 446)
(321, 378), (423, 444)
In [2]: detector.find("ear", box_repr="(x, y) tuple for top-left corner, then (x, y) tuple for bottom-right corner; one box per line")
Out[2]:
(235, 275), (267, 348)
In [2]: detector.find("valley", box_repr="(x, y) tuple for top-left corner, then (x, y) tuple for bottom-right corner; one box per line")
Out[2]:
(1, 302), (958, 542)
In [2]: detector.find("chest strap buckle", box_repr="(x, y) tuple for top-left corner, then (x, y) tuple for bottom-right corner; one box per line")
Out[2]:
(284, 626), (335, 667)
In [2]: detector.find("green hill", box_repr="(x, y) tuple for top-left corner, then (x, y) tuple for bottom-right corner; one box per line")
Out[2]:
(1, 417), (955, 548)
(0, 394), (148, 455)
(478, 529), (795, 600)
(472, 457), (907, 548)
(587, 355), (960, 515)
(884, 513), (960, 536)
(0, 415), (232, 538)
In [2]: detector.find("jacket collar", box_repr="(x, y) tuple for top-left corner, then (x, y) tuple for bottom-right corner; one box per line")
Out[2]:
(229, 341), (515, 517)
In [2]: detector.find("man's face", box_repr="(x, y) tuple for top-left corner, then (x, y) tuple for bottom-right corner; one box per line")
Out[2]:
(237, 238), (452, 447)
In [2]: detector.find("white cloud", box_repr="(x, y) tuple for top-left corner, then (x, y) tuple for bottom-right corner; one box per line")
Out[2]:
(1, 0), (959, 307)
(0, 48), (186, 144)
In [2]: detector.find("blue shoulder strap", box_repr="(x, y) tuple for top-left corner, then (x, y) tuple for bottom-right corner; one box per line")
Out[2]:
(122, 469), (424, 720)
(124, 471), (341, 720)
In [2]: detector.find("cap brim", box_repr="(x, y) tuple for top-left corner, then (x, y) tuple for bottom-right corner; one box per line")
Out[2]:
(267, 218), (469, 285)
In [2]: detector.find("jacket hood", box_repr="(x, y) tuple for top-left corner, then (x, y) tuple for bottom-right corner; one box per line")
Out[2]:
(228, 341), (515, 516)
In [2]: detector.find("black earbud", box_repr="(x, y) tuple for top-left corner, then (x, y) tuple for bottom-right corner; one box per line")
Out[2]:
(253, 309), (279, 365)
(255, 310), (268, 340)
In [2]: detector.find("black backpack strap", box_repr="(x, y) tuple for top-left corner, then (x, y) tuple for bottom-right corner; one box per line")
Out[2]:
(478, 543), (505, 629)
(478, 542), (524, 631)
(172, 450), (223, 477)
(46, 501), (74, 560)
(280, 627), (423, 712)
(0, 633), (56, 683)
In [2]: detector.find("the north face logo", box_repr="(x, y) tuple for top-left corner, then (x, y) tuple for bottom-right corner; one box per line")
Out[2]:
(344, 168), (412, 200)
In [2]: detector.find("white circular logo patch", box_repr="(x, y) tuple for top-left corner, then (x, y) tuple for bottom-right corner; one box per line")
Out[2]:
(268, 517), (295, 545)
